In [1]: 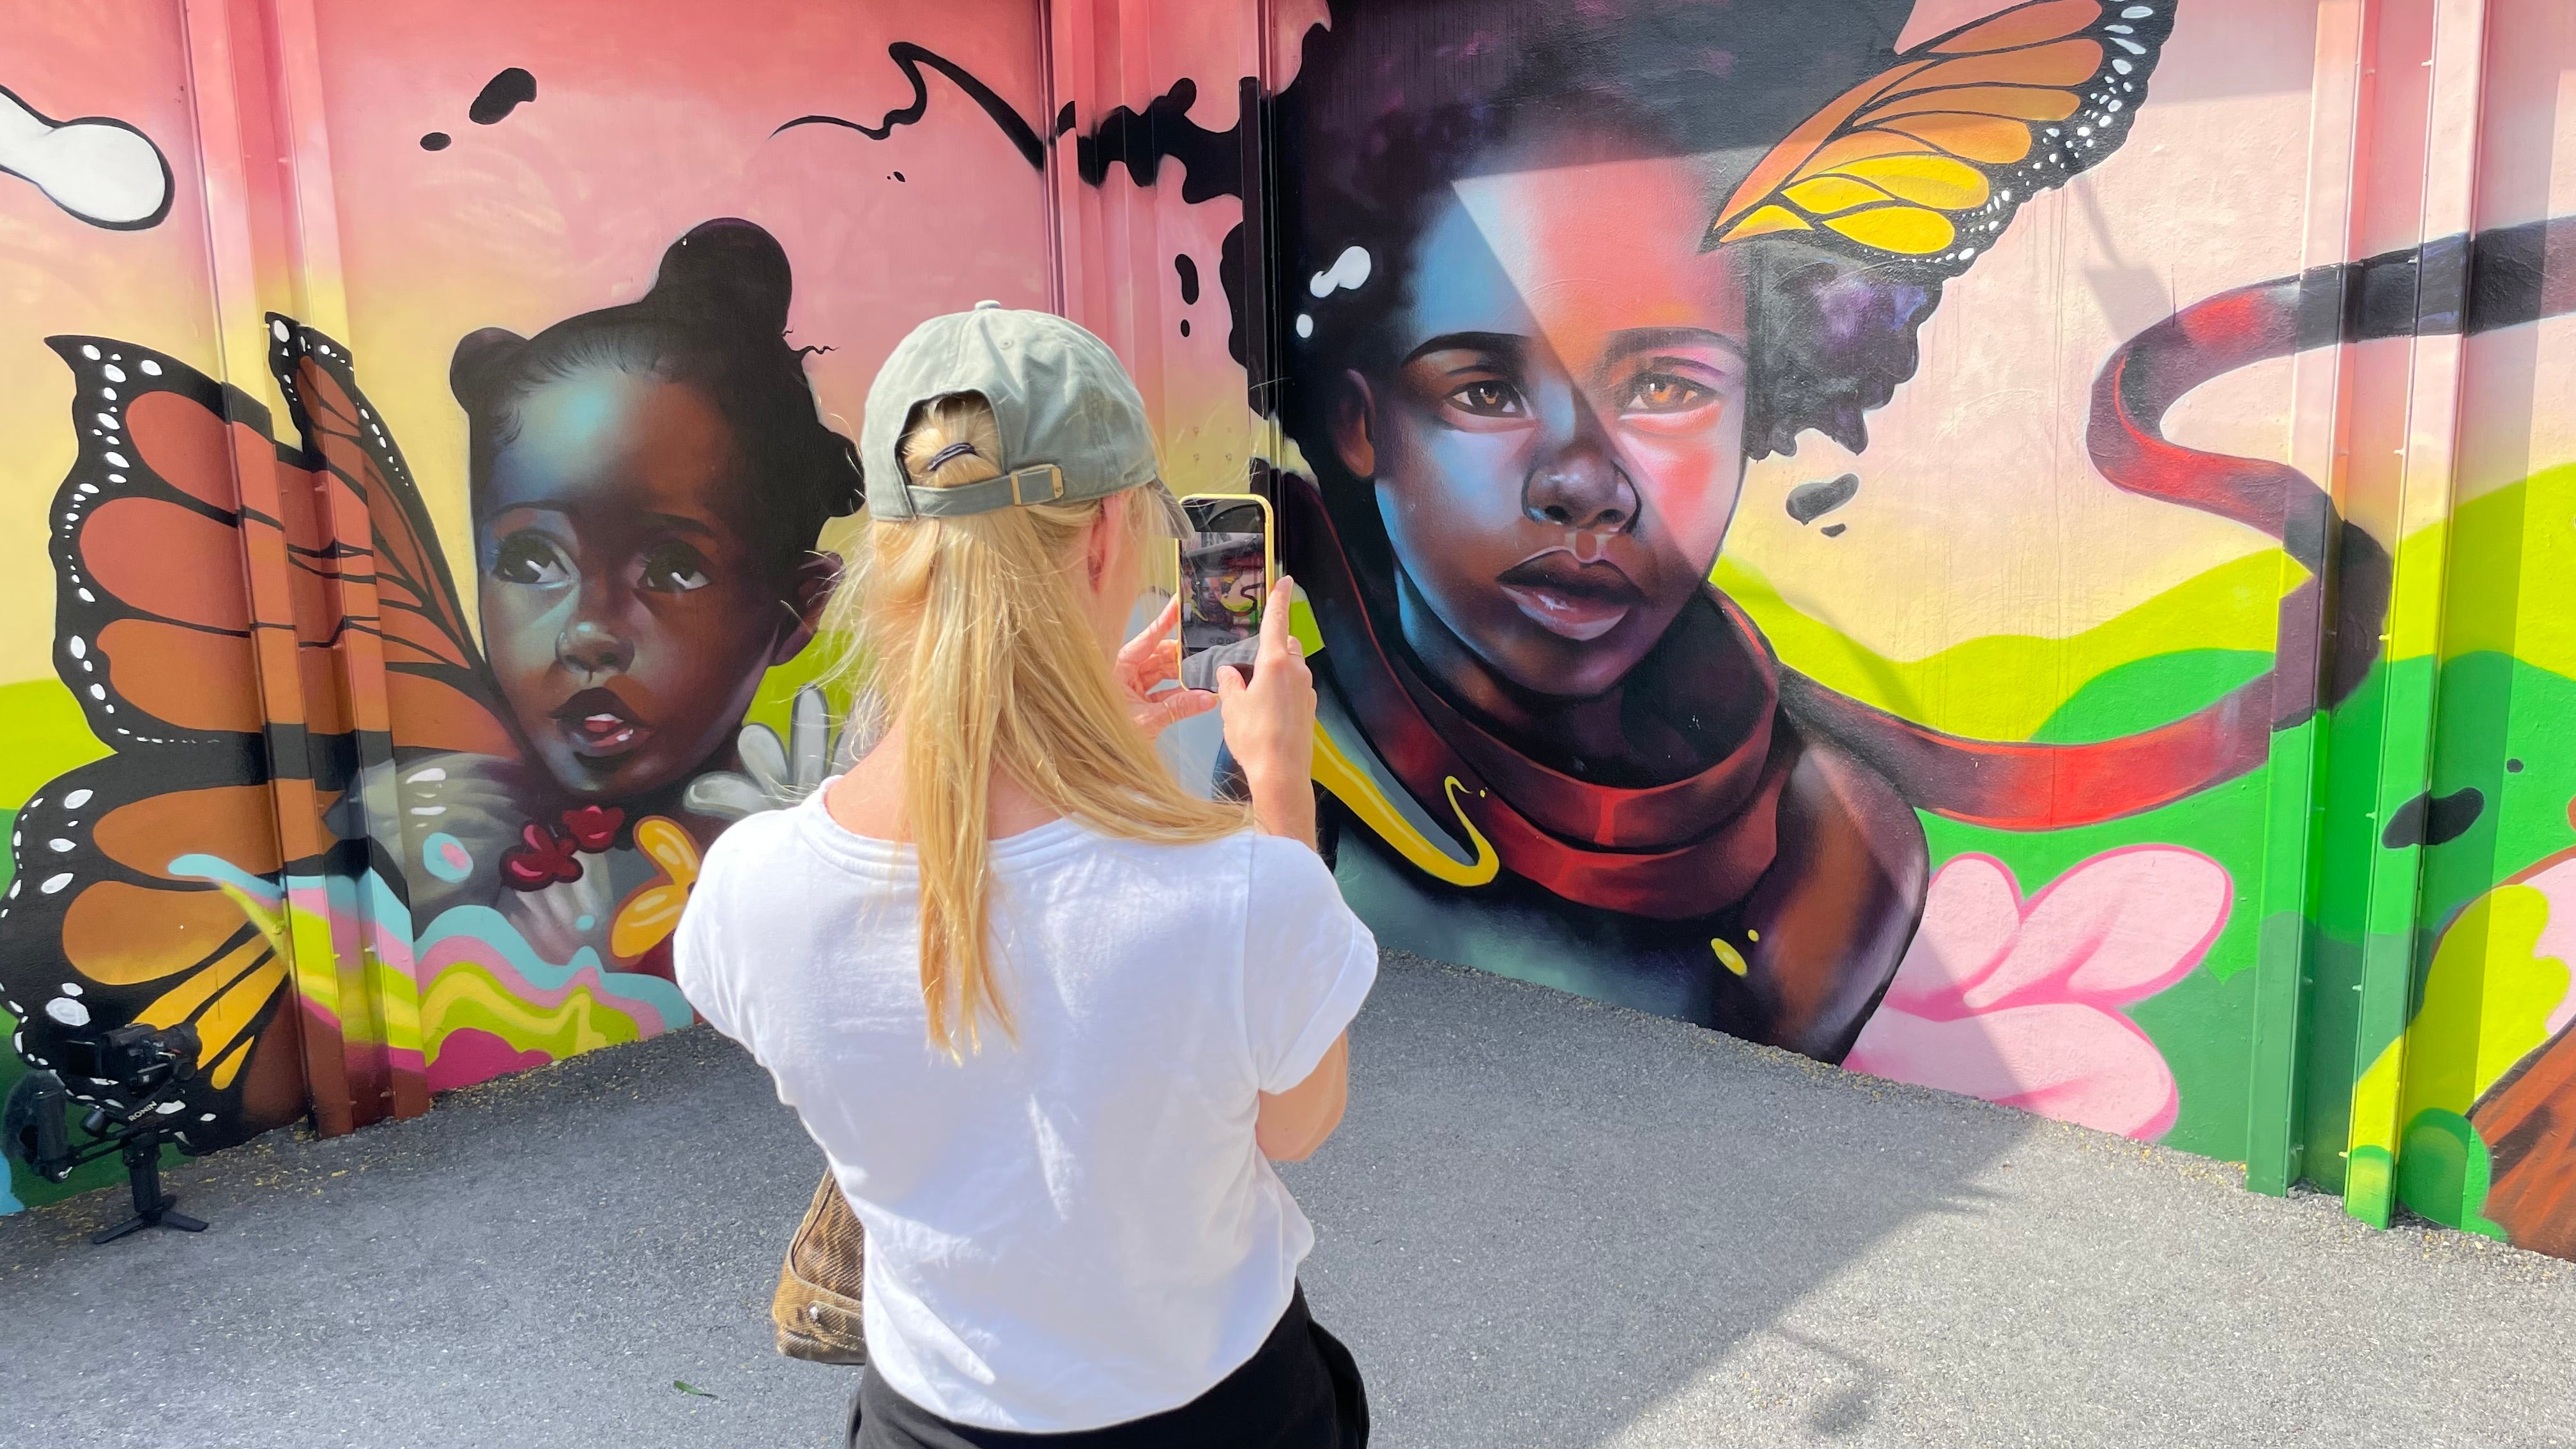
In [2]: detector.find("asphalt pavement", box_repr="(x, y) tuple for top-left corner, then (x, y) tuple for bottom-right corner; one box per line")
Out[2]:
(6, 953), (2573, 1448)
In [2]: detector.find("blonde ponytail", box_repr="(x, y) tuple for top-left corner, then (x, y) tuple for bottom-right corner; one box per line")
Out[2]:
(827, 394), (1248, 1057)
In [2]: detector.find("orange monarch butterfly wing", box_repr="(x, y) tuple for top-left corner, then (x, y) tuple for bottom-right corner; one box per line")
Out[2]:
(4, 338), (346, 1148)
(3, 328), (516, 1152)
(267, 318), (516, 760)
(1707, 0), (2174, 278)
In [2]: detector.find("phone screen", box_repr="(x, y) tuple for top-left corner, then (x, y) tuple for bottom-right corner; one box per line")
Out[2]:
(1176, 497), (1270, 692)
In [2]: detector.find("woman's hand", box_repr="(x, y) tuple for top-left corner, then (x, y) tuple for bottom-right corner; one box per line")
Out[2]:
(1116, 595), (1220, 737)
(1216, 576), (1318, 846)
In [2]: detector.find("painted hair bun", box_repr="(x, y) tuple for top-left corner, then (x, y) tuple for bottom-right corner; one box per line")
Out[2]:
(447, 326), (528, 414)
(643, 218), (794, 337)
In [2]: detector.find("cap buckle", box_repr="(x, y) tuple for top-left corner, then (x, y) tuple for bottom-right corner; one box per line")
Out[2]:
(1008, 465), (1064, 506)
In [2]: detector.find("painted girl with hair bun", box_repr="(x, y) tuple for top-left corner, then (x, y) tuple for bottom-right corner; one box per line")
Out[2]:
(401, 217), (863, 977)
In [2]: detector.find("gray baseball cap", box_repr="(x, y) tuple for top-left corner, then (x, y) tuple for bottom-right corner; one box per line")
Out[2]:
(861, 302), (1162, 521)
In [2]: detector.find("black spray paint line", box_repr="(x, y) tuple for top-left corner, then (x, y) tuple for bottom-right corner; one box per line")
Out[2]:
(1078, 79), (1243, 203)
(776, 43), (1044, 169)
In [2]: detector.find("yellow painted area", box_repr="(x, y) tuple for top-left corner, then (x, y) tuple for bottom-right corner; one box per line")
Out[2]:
(610, 816), (701, 959)
(1714, 549), (2288, 740)
(1839, 154), (1990, 210)
(0, 677), (107, 810)
(191, 956), (290, 1075)
(2412, 461), (2576, 675)
(1288, 596), (1324, 654)
(137, 934), (271, 1032)
(1822, 205), (1954, 255)
(1310, 728), (1498, 887)
(1710, 938), (1750, 977)
(1719, 204), (1814, 243)
(2347, 883), (2571, 1156)
(1784, 175), (1896, 216)
(419, 962), (640, 1065)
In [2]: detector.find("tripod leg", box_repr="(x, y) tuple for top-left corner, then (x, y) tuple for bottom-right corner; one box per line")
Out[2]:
(89, 1132), (208, 1243)
(91, 1213), (154, 1245)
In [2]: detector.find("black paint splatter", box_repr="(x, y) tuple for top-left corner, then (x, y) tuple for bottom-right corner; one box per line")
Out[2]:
(1786, 473), (1859, 525)
(2382, 786), (2485, 848)
(1175, 254), (1200, 305)
(2508, 758), (2524, 773)
(470, 68), (537, 125)
(1820, 523), (1847, 538)
(1081, 79), (1241, 203)
(776, 44), (1043, 169)
(890, 171), (905, 182)
(420, 132), (452, 151)
(1180, 319), (1193, 338)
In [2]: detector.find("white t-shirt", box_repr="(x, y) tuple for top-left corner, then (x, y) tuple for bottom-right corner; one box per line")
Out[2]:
(675, 788), (1377, 1432)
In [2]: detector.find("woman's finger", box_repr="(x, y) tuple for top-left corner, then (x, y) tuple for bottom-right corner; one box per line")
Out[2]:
(1135, 638), (1184, 689)
(1119, 596), (1183, 671)
(1255, 575), (1298, 667)
(1135, 687), (1218, 735)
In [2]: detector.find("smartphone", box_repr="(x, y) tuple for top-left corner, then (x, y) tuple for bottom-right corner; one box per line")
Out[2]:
(1174, 493), (1276, 693)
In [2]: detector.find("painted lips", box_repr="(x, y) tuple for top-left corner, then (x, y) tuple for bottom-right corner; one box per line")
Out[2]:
(551, 687), (653, 760)
(1496, 551), (1644, 641)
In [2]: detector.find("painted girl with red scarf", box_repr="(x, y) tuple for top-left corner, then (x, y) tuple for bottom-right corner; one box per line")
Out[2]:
(1236, 0), (2244, 1059)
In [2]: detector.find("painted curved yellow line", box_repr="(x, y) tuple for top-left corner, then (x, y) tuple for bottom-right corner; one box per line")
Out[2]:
(420, 962), (637, 1064)
(1308, 724), (1498, 887)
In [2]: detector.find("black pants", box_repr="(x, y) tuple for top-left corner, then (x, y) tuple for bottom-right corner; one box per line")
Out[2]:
(847, 1287), (1368, 1449)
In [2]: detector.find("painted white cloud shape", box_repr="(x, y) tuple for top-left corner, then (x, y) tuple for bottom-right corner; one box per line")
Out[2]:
(0, 84), (172, 230)
(1308, 245), (1371, 298)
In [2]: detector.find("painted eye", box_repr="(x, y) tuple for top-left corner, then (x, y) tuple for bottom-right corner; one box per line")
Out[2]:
(639, 543), (711, 594)
(1447, 379), (1526, 418)
(490, 532), (572, 586)
(1622, 372), (1715, 413)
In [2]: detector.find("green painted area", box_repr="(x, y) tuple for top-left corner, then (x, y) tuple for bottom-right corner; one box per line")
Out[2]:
(1720, 549), (2288, 744)
(2417, 652), (2576, 932)
(742, 631), (866, 753)
(2028, 648), (2274, 745)
(0, 677), (105, 811)
(2297, 654), (2418, 1193)
(2395, 1109), (2508, 1239)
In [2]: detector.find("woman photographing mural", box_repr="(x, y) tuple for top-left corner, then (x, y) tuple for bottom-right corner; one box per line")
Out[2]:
(676, 304), (1375, 1446)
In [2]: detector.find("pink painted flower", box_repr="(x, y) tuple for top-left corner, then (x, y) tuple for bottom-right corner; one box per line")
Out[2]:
(1844, 847), (2230, 1140)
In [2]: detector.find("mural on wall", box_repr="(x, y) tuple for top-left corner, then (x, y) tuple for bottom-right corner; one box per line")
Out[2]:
(10, 0), (2576, 1271)
(0, 0), (1057, 1212)
(1243, 0), (2225, 1070)
(1068, 0), (2576, 1199)
(1, 218), (857, 1158)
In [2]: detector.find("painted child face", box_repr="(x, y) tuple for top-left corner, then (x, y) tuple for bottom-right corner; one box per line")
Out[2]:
(1344, 146), (1751, 702)
(477, 367), (795, 802)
